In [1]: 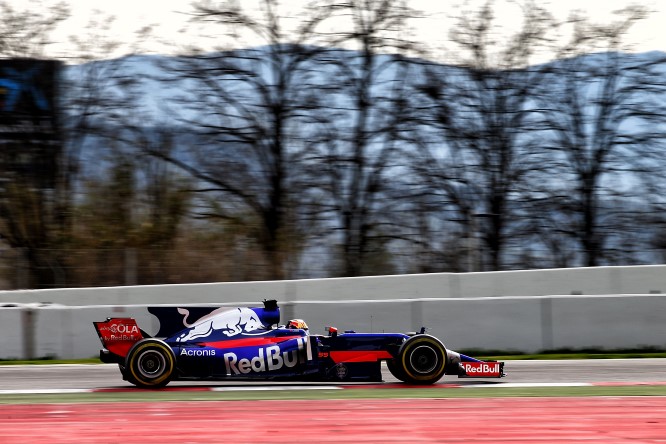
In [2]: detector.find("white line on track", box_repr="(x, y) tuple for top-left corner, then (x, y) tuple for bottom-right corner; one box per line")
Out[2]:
(0, 381), (657, 394)
(0, 389), (91, 394)
(464, 382), (592, 388)
(211, 385), (342, 391)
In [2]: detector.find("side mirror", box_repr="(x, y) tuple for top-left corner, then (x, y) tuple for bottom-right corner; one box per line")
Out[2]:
(325, 326), (338, 337)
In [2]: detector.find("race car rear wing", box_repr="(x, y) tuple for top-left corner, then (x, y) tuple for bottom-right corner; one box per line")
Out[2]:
(147, 299), (280, 338)
(93, 318), (147, 362)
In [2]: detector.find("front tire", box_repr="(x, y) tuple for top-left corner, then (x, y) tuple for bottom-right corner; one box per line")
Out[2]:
(125, 339), (175, 388)
(397, 335), (447, 385)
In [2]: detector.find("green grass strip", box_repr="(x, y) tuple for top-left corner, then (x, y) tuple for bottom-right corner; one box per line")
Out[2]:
(1, 385), (666, 405)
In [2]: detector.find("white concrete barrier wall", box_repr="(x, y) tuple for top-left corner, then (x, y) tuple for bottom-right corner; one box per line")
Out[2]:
(30, 306), (159, 359)
(0, 308), (24, 359)
(1, 264), (665, 359)
(0, 265), (664, 306)
(3, 294), (666, 359)
(550, 294), (666, 350)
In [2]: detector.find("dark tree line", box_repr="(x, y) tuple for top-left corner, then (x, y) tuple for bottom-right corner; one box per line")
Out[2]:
(533, 6), (666, 267)
(404, 1), (557, 272)
(1, 0), (665, 288)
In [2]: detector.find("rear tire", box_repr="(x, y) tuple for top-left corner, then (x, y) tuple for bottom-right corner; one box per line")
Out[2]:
(397, 335), (447, 385)
(125, 339), (175, 388)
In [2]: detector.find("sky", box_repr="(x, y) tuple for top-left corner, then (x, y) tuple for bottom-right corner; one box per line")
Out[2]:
(31, 0), (666, 61)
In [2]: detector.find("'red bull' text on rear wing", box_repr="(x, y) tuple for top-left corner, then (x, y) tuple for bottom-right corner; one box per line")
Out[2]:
(94, 318), (146, 361)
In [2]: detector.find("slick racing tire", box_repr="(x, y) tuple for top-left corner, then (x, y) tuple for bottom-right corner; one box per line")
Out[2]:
(125, 339), (176, 388)
(396, 335), (447, 385)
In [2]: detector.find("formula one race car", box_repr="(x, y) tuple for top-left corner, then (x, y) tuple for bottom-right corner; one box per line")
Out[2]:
(94, 300), (505, 388)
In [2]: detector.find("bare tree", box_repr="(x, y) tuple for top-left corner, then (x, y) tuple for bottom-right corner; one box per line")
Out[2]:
(141, 0), (333, 280)
(535, 6), (666, 266)
(407, 0), (556, 271)
(307, 0), (420, 276)
(0, 3), (175, 288)
(61, 13), (208, 287)
(0, 0), (68, 58)
(58, 13), (131, 246)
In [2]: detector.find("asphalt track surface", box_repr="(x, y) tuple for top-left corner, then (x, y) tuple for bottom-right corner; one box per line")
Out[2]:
(0, 358), (665, 390)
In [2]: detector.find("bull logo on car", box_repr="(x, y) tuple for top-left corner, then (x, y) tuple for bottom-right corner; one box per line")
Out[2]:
(176, 307), (264, 342)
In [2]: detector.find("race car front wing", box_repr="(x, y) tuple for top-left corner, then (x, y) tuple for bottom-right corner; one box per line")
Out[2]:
(457, 360), (505, 378)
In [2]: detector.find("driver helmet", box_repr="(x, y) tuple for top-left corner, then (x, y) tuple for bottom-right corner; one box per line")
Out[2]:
(287, 319), (308, 330)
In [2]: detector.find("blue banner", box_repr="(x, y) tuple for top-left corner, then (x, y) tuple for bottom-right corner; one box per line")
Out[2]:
(0, 59), (61, 141)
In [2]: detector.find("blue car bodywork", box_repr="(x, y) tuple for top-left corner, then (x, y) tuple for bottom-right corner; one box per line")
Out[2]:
(94, 300), (504, 388)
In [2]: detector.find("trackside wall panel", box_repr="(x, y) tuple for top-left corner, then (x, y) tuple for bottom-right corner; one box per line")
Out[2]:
(1, 264), (666, 358)
(0, 265), (664, 306)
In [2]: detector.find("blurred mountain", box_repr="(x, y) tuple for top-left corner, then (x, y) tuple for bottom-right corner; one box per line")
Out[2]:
(61, 47), (666, 128)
